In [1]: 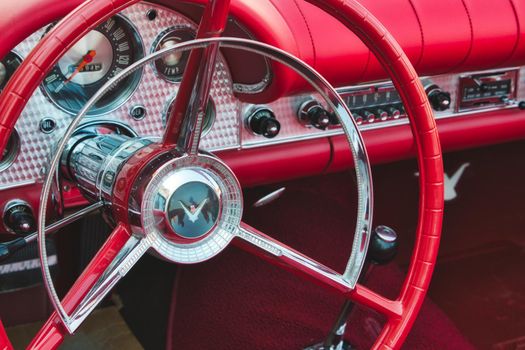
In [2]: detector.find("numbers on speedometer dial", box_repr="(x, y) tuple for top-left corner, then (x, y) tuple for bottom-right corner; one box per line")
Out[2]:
(41, 15), (143, 116)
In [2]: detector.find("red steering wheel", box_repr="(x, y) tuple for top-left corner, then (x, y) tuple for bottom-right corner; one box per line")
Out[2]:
(0, 0), (443, 349)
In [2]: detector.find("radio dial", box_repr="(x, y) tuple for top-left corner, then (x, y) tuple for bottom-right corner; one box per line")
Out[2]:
(363, 110), (376, 123)
(387, 106), (401, 119)
(298, 100), (331, 130)
(353, 112), (364, 125)
(246, 107), (281, 138)
(375, 108), (389, 121)
(427, 88), (451, 111)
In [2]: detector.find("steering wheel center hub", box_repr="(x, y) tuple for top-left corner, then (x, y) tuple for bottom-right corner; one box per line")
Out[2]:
(133, 153), (243, 263)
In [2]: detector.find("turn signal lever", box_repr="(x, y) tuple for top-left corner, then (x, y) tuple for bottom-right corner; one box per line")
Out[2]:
(305, 226), (399, 350)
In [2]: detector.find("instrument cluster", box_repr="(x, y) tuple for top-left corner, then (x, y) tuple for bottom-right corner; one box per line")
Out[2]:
(0, 2), (241, 189)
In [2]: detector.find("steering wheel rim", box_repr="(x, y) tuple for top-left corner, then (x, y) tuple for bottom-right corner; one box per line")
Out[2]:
(0, 0), (444, 349)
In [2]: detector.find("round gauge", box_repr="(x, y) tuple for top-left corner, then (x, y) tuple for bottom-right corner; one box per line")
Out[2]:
(41, 15), (144, 116)
(152, 27), (195, 82)
(0, 129), (20, 172)
(0, 51), (22, 92)
(163, 95), (215, 136)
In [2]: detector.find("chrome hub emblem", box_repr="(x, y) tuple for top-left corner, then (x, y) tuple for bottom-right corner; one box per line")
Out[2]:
(167, 181), (220, 238)
(140, 155), (242, 264)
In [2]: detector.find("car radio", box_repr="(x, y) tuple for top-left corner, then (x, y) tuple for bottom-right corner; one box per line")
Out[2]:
(457, 69), (519, 112)
(335, 79), (451, 126)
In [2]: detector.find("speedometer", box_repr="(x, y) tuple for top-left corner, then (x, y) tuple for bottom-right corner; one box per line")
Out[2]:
(42, 15), (143, 116)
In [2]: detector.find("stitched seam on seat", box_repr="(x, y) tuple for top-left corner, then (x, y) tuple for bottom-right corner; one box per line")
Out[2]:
(292, 0), (316, 68)
(448, 0), (474, 73)
(407, 0), (424, 69)
(500, 0), (521, 66)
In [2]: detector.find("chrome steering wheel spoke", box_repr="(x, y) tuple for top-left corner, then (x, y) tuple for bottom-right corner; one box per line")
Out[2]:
(235, 222), (402, 319)
(162, 0), (230, 155)
(236, 222), (354, 290)
(54, 224), (151, 334)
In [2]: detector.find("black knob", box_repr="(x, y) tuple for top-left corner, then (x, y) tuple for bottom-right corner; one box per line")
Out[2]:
(387, 106), (401, 119)
(368, 225), (398, 265)
(307, 106), (331, 129)
(328, 111), (340, 125)
(519, 101), (525, 110)
(428, 89), (451, 111)
(3, 201), (35, 235)
(298, 100), (331, 130)
(247, 108), (281, 138)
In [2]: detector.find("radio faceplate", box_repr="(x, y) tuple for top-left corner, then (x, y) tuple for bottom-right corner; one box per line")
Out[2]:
(458, 69), (519, 112)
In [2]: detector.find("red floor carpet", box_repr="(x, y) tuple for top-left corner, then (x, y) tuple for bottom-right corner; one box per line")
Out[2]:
(167, 173), (474, 349)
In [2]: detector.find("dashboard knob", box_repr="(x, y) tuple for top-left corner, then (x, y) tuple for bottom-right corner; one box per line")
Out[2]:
(3, 201), (35, 235)
(428, 88), (451, 111)
(387, 106), (401, 119)
(298, 100), (331, 130)
(247, 107), (281, 138)
(353, 112), (364, 125)
(375, 108), (389, 121)
(362, 110), (376, 123)
(369, 225), (398, 265)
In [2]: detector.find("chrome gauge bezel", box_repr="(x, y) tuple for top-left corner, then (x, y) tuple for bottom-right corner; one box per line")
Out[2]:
(150, 25), (196, 83)
(40, 14), (145, 117)
(0, 129), (20, 172)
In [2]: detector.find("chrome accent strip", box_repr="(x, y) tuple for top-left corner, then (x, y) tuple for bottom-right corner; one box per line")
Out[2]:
(253, 187), (286, 207)
(25, 201), (103, 245)
(0, 179), (36, 191)
(236, 225), (353, 289)
(233, 71), (272, 94)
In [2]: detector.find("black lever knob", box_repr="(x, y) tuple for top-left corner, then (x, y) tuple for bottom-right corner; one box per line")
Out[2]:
(368, 225), (398, 265)
(308, 106), (331, 129)
(427, 88), (451, 111)
(298, 100), (331, 130)
(3, 201), (35, 235)
(247, 108), (281, 138)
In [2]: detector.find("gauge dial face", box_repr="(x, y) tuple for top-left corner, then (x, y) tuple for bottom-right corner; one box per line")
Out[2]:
(153, 27), (195, 82)
(0, 51), (22, 92)
(42, 15), (143, 116)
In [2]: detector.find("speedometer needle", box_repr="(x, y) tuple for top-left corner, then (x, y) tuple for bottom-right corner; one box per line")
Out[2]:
(65, 50), (97, 84)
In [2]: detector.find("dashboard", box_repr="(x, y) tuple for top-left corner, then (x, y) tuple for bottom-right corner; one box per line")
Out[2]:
(0, 0), (523, 215)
